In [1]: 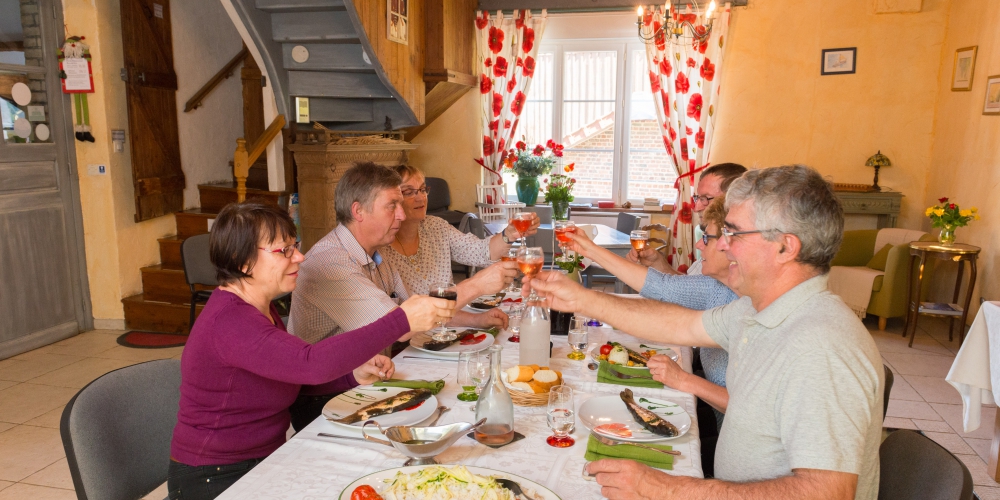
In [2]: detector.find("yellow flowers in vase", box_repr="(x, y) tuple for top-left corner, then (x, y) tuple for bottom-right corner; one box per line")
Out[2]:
(925, 197), (979, 245)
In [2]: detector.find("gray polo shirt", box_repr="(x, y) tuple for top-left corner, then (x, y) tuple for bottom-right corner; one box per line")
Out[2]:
(703, 274), (882, 500)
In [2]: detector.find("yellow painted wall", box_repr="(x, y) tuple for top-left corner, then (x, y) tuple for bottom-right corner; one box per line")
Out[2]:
(64, 0), (174, 322)
(409, 88), (481, 212)
(710, 0), (949, 230)
(922, 0), (1000, 313)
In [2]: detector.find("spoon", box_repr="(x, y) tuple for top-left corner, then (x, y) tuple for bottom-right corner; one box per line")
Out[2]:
(495, 478), (539, 500)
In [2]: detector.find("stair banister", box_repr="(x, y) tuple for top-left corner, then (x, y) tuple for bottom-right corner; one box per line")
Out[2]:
(234, 114), (285, 202)
(184, 46), (249, 113)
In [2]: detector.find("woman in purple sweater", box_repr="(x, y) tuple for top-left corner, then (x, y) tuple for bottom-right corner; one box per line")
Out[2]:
(168, 202), (454, 500)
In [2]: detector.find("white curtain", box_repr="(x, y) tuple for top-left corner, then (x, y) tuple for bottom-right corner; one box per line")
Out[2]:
(643, 5), (731, 272)
(474, 9), (547, 203)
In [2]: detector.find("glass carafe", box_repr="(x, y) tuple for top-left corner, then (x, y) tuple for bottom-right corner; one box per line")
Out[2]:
(519, 297), (551, 367)
(474, 345), (515, 445)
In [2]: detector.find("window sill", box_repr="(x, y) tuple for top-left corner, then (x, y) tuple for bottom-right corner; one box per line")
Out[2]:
(570, 205), (674, 215)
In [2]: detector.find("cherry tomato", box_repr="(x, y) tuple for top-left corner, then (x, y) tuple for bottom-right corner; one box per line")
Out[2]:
(351, 485), (383, 500)
(599, 344), (613, 356)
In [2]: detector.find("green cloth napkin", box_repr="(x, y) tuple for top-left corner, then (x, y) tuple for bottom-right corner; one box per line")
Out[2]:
(373, 379), (446, 395)
(584, 435), (673, 470)
(596, 361), (664, 389)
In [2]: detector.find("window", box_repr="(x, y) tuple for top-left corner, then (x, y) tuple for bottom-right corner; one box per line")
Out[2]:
(503, 41), (677, 205)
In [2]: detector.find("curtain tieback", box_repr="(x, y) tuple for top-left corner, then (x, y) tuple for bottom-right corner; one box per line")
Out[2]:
(673, 162), (711, 190)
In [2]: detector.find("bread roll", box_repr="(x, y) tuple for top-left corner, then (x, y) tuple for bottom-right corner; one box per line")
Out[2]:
(505, 365), (535, 383)
(527, 381), (549, 394)
(528, 364), (541, 372)
(509, 381), (534, 393)
(532, 369), (560, 391)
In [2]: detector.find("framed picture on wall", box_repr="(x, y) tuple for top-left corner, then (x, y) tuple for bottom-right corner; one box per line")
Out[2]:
(387, 0), (408, 45)
(821, 48), (856, 75)
(984, 75), (1000, 115)
(951, 46), (977, 91)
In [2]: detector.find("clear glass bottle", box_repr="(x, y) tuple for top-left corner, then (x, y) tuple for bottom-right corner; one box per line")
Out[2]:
(474, 345), (515, 445)
(519, 296), (551, 367)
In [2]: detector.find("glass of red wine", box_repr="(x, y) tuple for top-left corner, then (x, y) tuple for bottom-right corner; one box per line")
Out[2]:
(428, 281), (458, 342)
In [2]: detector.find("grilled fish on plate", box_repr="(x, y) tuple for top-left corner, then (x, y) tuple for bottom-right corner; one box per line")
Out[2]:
(620, 389), (679, 437)
(331, 389), (433, 425)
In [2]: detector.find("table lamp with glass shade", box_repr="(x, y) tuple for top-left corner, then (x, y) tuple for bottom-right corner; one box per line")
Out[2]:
(865, 150), (891, 192)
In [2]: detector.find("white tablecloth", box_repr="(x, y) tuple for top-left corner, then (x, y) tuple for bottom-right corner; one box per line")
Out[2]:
(946, 301), (1000, 432)
(217, 328), (703, 499)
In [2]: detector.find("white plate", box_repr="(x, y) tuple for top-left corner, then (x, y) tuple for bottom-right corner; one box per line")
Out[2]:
(338, 465), (562, 500)
(322, 385), (438, 432)
(590, 342), (680, 370)
(409, 330), (495, 356)
(578, 394), (691, 442)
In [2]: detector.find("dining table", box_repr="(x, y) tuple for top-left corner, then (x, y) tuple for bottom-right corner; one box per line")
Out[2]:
(216, 316), (704, 499)
(485, 222), (634, 257)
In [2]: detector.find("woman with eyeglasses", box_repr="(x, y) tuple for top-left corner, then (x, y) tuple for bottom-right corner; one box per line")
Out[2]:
(168, 202), (454, 500)
(382, 165), (540, 326)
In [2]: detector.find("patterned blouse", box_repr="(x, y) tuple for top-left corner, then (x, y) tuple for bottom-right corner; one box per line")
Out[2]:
(383, 216), (494, 295)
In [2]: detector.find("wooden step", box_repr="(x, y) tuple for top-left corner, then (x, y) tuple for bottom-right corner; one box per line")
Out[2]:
(123, 294), (205, 334)
(198, 182), (283, 213)
(271, 11), (354, 42)
(175, 209), (218, 238)
(288, 71), (391, 99)
(158, 235), (184, 268)
(256, 0), (346, 13)
(141, 264), (215, 304)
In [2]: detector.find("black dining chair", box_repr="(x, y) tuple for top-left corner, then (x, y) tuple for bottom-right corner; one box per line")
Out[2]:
(181, 233), (217, 332)
(878, 429), (974, 500)
(582, 213), (643, 288)
(884, 364), (894, 422)
(62, 359), (181, 500)
(425, 177), (466, 229)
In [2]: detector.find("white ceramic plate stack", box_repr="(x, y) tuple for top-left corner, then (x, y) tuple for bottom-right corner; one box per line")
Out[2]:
(578, 394), (691, 443)
(339, 465), (562, 500)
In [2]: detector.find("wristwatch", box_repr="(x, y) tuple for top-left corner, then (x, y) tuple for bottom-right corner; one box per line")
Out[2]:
(501, 228), (514, 244)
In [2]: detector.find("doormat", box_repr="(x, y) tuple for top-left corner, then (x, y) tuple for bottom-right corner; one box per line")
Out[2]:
(116, 331), (188, 349)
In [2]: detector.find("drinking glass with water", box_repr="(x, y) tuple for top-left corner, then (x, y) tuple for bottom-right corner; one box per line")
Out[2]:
(507, 302), (525, 343)
(546, 385), (575, 447)
(567, 316), (588, 360)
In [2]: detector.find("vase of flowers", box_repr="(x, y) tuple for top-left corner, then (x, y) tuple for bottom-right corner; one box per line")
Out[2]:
(925, 197), (979, 246)
(544, 164), (576, 220)
(505, 140), (564, 206)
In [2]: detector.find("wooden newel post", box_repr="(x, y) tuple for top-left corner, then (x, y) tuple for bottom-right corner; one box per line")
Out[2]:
(234, 138), (249, 202)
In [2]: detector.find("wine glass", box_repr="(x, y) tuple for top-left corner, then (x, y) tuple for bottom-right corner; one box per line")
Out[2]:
(511, 212), (534, 247)
(428, 281), (458, 342)
(546, 385), (576, 447)
(554, 220), (576, 260)
(567, 316), (588, 360)
(500, 247), (519, 294)
(457, 351), (487, 403)
(506, 302), (524, 343)
(630, 230), (650, 252)
(517, 247), (544, 301)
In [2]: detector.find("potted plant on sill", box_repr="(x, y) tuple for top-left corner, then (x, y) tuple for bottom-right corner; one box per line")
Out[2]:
(925, 197), (979, 246)
(503, 139), (564, 206)
(544, 164), (576, 221)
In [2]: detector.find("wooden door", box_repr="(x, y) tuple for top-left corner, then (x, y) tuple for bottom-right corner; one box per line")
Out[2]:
(120, 0), (184, 221)
(0, 0), (92, 357)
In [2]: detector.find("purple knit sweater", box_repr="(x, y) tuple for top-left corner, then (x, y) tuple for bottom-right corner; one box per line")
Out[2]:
(170, 289), (410, 466)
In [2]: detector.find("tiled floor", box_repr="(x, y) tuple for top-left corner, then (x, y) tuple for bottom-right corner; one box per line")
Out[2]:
(0, 317), (997, 498)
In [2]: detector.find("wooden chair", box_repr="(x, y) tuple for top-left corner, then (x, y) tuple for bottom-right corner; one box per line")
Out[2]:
(475, 184), (524, 223)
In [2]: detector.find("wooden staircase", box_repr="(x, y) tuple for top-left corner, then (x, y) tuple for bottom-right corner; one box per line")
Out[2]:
(121, 182), (283, 333)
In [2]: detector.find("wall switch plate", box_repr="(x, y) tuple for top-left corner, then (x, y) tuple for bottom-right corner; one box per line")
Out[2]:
(87, 164), (107, 175)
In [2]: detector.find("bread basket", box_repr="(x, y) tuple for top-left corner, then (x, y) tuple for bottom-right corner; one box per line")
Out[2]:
(501, 372), (549, 407)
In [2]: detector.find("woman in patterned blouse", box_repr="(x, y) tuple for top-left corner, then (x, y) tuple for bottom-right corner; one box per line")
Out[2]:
(384, 165), (540, 312)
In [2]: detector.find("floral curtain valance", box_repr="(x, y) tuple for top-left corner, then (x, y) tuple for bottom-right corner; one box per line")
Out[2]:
(643, 5), (731, 273)
(474, 9), (548, 202)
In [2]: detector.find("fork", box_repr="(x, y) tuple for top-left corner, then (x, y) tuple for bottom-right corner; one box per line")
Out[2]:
(607, 369), (652, 381)
(590, 432), (681, 456)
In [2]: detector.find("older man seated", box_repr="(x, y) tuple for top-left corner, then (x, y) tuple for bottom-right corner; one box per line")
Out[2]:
(529, 165), (883, 500)
(287, 162), (516, 430)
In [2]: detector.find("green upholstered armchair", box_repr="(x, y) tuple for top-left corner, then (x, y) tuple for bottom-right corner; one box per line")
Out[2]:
(829, 229), (936, 330)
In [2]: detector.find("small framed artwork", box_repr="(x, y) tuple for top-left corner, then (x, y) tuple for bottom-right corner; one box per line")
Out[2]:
(951, 46), (977, 91)
(821, 47), (857, 75)
(984, 75), (1000, 115)
(387, 0), (408, 45)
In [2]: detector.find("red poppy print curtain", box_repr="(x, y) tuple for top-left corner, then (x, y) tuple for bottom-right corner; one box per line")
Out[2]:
(475, 9), (547, 201)
(642, 6), (730, 273)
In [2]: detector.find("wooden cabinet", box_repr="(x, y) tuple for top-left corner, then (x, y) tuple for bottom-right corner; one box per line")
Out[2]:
(834, 190), (903, 229)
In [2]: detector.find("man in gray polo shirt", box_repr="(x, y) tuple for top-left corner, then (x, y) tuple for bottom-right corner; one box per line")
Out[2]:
(530, 165), (883, 500)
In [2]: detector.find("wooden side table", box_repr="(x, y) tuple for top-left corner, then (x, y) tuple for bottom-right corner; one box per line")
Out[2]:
(902, 242), (981, 347)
